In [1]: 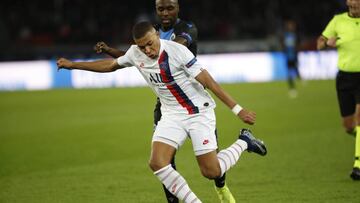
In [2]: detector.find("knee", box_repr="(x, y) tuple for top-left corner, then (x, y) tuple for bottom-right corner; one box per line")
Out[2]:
(148, 158), (170, 172)
(343, 123), (355, 135)
(149, 160), (163, 172)
(345, 128), (355, 135)
(200, 166), (221, 179)
(342, 120), (355, 134)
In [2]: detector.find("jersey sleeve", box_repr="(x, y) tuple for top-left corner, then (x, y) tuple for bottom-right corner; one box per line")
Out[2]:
(322, 15), (337, 39)
(175, 22), (198, 47)
(117, 46), (135, 67)
(174, 43), (203, 78)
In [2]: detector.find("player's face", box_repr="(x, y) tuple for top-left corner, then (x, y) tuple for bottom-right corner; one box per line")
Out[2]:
(285, 20), (296, 32)
(155, 0), (179, 29)
(135, 30), (161, 59)
(347, 0), (360, 16)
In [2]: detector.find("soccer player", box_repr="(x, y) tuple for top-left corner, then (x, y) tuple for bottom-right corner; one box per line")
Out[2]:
(57, 21), (267, 202)
(281, 19), (301, 98)
(317, 0), (360, 180)
(93, 0), (235, 202)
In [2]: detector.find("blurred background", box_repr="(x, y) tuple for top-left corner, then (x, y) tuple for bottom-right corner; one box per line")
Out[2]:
(0, 0), (347, 61)
(2, 1), (360, 202)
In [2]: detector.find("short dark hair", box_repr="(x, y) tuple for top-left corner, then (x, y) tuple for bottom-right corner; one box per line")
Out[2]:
(132, 21), (155, 40)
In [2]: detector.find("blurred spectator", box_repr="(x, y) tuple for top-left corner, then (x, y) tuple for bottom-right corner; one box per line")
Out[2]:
(0, 0), (347, 60)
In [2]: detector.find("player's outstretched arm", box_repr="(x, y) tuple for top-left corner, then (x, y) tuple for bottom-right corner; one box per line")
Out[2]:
(94, 41), (126, 58)
(195, 69), (256, 125)
(57, 58), (122, 72)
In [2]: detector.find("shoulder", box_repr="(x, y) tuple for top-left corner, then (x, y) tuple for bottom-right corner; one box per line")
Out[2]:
(174, 19), (197, 32)
(336, 12), (348, 17)
(163, 39), (187, 50)
(122, 45), (144, 61)
(125, 45), (139, 56)
(162, 39), (190, 58)
(332, 12), (348, 21)
(177, 19), (196, 28)
(162, 39), (185, 52)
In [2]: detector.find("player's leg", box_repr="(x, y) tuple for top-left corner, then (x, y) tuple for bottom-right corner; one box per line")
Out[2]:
(190, 111), (266, 178)
(161, 157), (178, 203)
(351, 89), (360, 180)
(151, 115), (201, 202)
(196, 128), (268, 178)
(336, 71), (357, 135)
(196, 137), (266, 203)
(213, 130), (235, 203)
(213, 129), (226, 187)
(214, 174), (235, 203)
(342, 115), (356, 135)
(287, 69), (295, 89)
(153, 98), (179, 202)
(150, 142), (201, 203)
(351, 103), (360, 180)
(336, 71), (360, 180)
(287, 65), (297, 98)
(195, 130), (267, 176)
(190, 110), (266, 202)
(196, 150), (222, 179)
(295, 65), (302, 80)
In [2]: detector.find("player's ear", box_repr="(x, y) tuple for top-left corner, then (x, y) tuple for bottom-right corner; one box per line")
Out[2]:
(156, 31), (159, 37)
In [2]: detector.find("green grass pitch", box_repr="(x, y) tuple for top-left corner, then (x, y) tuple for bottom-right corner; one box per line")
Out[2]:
(0, 80), (359, 202)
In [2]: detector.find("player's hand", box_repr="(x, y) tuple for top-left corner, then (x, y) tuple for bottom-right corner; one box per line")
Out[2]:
(326, 37), (339, 48)
(94, 41), (109, 54)
(238, 109), (256, 125)
(56, 58), (73, 70)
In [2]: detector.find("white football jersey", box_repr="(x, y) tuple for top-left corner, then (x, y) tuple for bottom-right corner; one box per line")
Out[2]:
(117, 39), (216, 115)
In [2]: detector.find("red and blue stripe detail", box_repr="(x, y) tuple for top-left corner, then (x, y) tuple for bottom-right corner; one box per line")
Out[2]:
(158, 51), (199, 114)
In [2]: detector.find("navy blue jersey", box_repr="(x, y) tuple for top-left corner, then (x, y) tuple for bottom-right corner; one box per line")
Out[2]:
(284, 31), (298, 64)
(154, 19), (198, 56)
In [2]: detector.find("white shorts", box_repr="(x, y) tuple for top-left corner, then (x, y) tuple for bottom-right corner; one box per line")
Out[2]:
(152, 109), (218, 156)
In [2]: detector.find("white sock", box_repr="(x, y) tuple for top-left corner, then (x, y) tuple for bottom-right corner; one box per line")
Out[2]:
(217, 139), (247, 176)
(154, 164), (202, 203)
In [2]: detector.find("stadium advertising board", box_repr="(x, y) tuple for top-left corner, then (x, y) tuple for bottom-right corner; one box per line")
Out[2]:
(0, 51), (338, 91)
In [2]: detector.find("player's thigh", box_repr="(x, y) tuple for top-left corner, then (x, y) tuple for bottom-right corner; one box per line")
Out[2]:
(196, 151), (219, 169)
(152, 114), (188, 151)
(149, 141), (177, 171)
(336, 71), (357, 117)
(188, 110), (218, 156)
(355, 78), (360, 124)
(195, 150), (221, 178)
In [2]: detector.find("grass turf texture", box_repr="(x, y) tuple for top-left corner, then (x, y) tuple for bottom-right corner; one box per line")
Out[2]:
(0, 80), (359, 202)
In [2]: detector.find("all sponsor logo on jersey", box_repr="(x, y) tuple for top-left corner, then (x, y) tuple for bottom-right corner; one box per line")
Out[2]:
(149, 73), (164, 84)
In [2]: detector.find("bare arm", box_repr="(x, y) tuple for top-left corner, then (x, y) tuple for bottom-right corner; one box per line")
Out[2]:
(57, 58), (122, 72)
(317, 35), (338, 50)
(94, 38), (188, 58)
(195, 69), (256, 125)
(94, 42), (126, 58)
